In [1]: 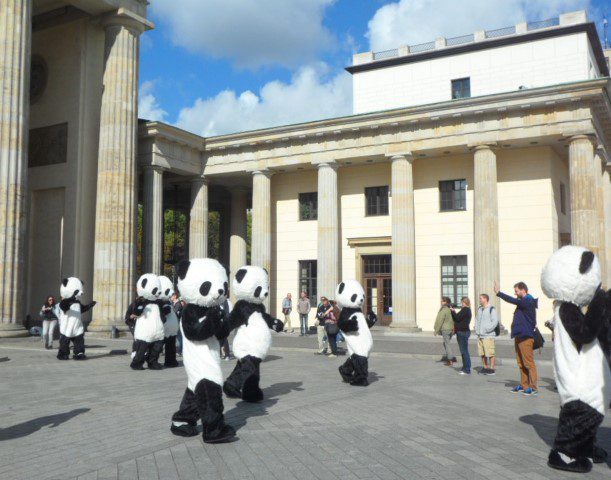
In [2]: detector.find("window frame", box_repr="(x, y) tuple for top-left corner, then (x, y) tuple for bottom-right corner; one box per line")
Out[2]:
(439, 179), (467, 212)
(559, 182), (566, 215)
(451, 77), (471, 100)
(440, 255), (468, 308)
(298, 192), (318, 221)
(298, 260), (317, 305)
(364, 185), (389, 217)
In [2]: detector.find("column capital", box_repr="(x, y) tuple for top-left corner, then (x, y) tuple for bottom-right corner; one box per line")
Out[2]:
(387, 152), (414, 163)
(99, 7), (154, 34)
(252, 169), (274, 178)
(142, 165), (165, 173)
(190, 175), (208, 186)
(469, 142), (497, 151)
(564, 133), (597, 145)
(316, 162), (339, 170)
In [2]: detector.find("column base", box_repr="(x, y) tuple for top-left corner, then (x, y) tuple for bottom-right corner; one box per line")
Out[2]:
(388, 324), (422, 333)
(0, 323), (29, 338)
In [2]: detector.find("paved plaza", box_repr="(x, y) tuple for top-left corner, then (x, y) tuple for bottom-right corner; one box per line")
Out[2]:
(0, 338), (609, 480)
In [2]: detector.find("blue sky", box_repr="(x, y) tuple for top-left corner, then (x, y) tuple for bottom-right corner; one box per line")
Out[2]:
(139, 0), (609, 137)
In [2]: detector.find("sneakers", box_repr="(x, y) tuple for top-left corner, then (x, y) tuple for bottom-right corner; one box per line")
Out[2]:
(327, 353), (337, 358)
(458, 370), (470, 375)
(522, 388), (538, 396)
(510, 385), (524, 393)
(484, 369), (496, 376)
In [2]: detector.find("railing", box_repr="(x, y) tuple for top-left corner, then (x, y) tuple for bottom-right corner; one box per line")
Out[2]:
(527, 17), (559, 31)
(485, 25), (516, 39)
(409, 41), (435, 53)
(373, 48), (399, 60)
(446, 33), (474, 46)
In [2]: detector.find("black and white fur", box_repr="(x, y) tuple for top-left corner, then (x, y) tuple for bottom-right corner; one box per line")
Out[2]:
(170, 258), (236, 444)
(57, 277), (96, 360)
(158, 275), (180, 368)
(337, 280), (374, 386)
(130, 274), (168, 371)
(223, 266), (283, 403)
(541, 246), (611, 473)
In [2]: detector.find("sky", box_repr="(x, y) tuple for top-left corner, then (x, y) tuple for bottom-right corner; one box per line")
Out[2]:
(139, 0), (609, 138)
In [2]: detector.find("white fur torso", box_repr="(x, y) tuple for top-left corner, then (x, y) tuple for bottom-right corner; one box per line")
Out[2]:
(134, 303), (165, 343)
(342, 311), (373, 357)
(164, 309), (179, 337)
(59, 303), (84, 338)
(553, 304), (611, 415)
(232, 312), (272, 360)
(181, 321), (223, 389)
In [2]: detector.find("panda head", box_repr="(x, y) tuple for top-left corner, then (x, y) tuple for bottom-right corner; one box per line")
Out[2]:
(540, 245), (601, 307)
(60, 277), (84, 299)
(335, 280), (365, 309)
(158, 275), (175, 301)
(176, 258), (228, 307)
(137, 273), (161, 301)
(232, 266), (269, 304)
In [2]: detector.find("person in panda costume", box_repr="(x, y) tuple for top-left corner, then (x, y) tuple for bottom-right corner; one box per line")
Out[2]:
(540, 245), (611, 473)
(158, 275), (180, 368)
(57, 277), (96, 360)
(130, 274), (169, 371)
(170, 258), (237, 444)
(336, 280), (375, 386)
(223, 266), (284, 403)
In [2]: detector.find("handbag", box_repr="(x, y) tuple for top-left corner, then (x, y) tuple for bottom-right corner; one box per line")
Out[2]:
(325, 322), (339, 335)
(533, 327), (545, 350)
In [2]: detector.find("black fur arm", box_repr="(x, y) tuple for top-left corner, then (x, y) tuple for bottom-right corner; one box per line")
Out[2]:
(80, 301), (97, 313)
(226, 300), (253, 330)
(155, 300), (171, 323)
(59, 298), (77, 313)
(262, 311), (284, 332)
(559, 290), (606, 346)
(181, 304), (220, 341)
(338, 307), (360, 333)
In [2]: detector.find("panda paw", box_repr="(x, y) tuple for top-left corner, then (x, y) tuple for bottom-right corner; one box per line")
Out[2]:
(272, 319), (284, 332)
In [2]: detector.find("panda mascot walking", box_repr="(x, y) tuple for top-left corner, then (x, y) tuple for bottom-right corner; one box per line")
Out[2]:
(337, 280), (374, 386)
(158, 275), (180, 368)
(57, 277), (96, 360)
(170, 258), (237, 444)
(540, 246), (611, 473)
(223, 266), (284, 403)
(131, 274), (168, 371)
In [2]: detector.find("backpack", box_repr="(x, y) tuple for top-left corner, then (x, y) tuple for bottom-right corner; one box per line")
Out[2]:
(490, 306), (501, 336)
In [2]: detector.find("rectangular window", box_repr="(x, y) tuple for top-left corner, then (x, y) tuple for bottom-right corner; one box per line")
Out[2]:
(365, 186), (389, 216)
(298, 260), (317, 304)
(299, 192), (318, 220)
(560, 182), (566, 215)
(440, 255), (468, 307)
(439, 179), (467, 211)
(451, 77), (471, 99)
(363, 255), (392, 275)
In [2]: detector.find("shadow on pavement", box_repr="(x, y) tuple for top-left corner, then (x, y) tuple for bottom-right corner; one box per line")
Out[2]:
(368, 371), (384, 384)
(0, 408), (90, 441)
(262, 355), (282, 363)
(0, 357), (9, 363)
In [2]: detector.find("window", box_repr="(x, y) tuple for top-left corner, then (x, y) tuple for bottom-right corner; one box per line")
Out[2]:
(440, 255), (468, 307)
(363, 255), (392, 275)
(299, 192), (317, 220)
(451, 77), (471, 99)
(439, 179), (467, 211)
(299, 260), (317, 304)
(560, 182), (566, 215)
(365, 186), (389, 216)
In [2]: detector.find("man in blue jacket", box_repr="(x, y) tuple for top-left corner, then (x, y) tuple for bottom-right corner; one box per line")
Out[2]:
(494, 281), (539, 395)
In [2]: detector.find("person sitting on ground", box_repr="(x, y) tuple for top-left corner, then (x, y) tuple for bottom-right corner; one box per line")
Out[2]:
(40, 295), (59, 350)
(451, 297), (472, 375)
(434, 297), (455, 366)
(475, 293), (498, 375)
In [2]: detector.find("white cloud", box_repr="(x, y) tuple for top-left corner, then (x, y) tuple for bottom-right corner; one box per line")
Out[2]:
(151, 0), (336, 69)
(175, 63), (352, 137)
(367, 0), (593, 52)
(138, 81), (168, 122)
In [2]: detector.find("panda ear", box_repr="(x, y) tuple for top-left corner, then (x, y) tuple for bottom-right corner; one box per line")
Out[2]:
(579, 251), (595, 274)
(176, 260), (191, 281)
(235, 268), (247, 283)
(141, 278), (148, 289)
(62, 278), (68, 287)
(338, 282), (345, 294)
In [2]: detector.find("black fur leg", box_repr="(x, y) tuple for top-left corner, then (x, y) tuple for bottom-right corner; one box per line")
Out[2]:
(223, 361), (245, 398)
(553, 400), (604, 461)
(194, 379), (236, 444)
(57, 334), (70, 360)
(339, 356), (355, 382)
(164, 336), (179, 367)
(72, 334), (85, 358)
(170, 423), (198, 437)
(547, 450), (592, 473)
(240, 356), (263, 403)
(590, 445), (607, 464)
(130, 340), (148, 369)
(349, 354), (369, 386)
(147, 340), (164, 369)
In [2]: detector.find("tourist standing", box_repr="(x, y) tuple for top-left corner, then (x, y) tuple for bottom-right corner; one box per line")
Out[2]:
(40, 295), (59, 349)
(315, 297), (332, 355)
(434, 297), (455, 366)
(282, 293), (294, 333)
(297, 291), (311, 336)
(324, 301), (340, 357)
(495, 281), (539, 395)
(475, 294), (498, 375)
(171, 293), (184, 356)
(452, 297), (472, 374)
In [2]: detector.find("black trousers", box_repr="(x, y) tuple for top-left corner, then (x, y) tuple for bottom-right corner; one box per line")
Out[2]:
(223, 355), (262, 402)
(172, 379), (227, 438)
(131, 340), (164, 368)
(57, 334), (85, 359)
(553, 400), (604, 459)
(164, 336), (178, 366)
(339, 353), (369, 385)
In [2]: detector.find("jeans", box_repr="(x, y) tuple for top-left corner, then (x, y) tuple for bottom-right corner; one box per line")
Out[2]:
(316, 325), (328, 352)
(299, 314), (308, 335)
(441, 330), (454, 360)
(327, 333), (338, 355)
(456, 331), (471, 373)
(42, 319), (57, 347)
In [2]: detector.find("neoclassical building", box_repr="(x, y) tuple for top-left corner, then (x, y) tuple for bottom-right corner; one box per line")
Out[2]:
(1, 6), (610, 335)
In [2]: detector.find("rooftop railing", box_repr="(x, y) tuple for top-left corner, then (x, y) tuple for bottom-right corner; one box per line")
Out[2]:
(485, 25), (516, 39)
(373, 48), (399, 60)
(410, 41), (436, 53)
(527, 17), (560, 31)
(446, 33), (475, 47)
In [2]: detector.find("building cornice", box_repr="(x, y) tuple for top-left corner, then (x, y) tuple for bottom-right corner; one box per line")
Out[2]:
(138, 121), (206, 152)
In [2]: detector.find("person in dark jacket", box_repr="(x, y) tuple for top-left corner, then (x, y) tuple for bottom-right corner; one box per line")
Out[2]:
(451, 297), (472, 374)
(495, 281), (539, 395)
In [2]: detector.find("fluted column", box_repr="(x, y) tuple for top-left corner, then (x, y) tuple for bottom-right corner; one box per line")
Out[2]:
(317, 163), (340, 301)
(390, 154), (418, 330)
(189, 177), (208, 258)
(604, 164), (611, 288)
(0, 0), (31, 337)
(473, 144), (500, 317)
(595, 148), (607, 285)
(568, 135), (601, 255)
(252, 170), (273, 309)
(91, 12), (148, 332)
(229, 187), (249, 298)
(142, 166), (163, 274)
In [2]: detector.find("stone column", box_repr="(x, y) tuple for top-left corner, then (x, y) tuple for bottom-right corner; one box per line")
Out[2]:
(595, 148), (607, 284)
(90, 11), (149, 332)
(189, 177), (208, 258)
(568, 135), (601, 255)
(317, 163), (340, 301)
(229, 187), (249, 292)
(604, 165), (611, 288)
(0, 0), (31, 337)
(390, 154), (419, 330)
(252, 170), (272, 309)
(142, 166), (163, 274)
(473, 144), (501, 316)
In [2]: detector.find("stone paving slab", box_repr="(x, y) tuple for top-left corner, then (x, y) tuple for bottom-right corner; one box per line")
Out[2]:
(0, 343), (607, 480)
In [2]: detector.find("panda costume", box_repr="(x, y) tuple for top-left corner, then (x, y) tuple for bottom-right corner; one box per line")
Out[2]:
(57, 277), (96, 360)
(223, 266), (284, 403)
(337, 280), (374, 386)
(158, 275), (180, 368)
(540, 246), (611, 473)
(131, 274), (169, 371)
(170, 258), (236, 444)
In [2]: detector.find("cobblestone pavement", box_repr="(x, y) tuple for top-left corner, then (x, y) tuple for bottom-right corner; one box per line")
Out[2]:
(0, 341), (608, 480)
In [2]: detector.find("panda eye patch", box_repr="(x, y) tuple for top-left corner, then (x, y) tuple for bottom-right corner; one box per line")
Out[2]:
(141, 278), (148, 288)
(165, 289), (171, 296)
(152, 287), (158, 295)
(254, 286), (262, 298)
(200, 281), (212, 296)
(338, 283), (345, 294)
(351, 293), (357, 303)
